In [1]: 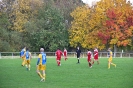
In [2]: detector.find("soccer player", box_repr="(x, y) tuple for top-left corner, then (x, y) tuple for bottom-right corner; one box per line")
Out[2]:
(63, 48), (68, 61)
(87, 49), (92, 68)
(92, 47), (99, 64)
(36, 48), (47, 82)
(55, 48), (63, 66)
(108, 48), (116, 69)
(20, 46), (26, 66)
(76, 47), (81, 64)
(23, 48), (32, 71)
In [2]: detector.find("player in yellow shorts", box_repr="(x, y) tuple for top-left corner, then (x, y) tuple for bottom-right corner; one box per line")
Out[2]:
(36, 48), (47, 82)
(108, 48), (116, 69)
(20, 47), (26, 66)
(23, 48), (32, 71)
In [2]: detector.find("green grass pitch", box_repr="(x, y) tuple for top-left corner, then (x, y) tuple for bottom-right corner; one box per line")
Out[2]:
(0, 57), (133, 88)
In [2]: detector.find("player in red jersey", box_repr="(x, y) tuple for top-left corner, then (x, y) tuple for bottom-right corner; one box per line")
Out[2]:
(63, 48), (68, 61)
(87, 49), (92, 68)
(55, 48), (63, 66)
(92, 47), (99, 64)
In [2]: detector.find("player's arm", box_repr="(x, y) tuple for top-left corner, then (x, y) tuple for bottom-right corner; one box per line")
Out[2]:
(91, 52), (93, 59)
(36, 58), (40, 65)
(94, 53), (97, 56)
(22, 52), (26, 58)
(20, 51), (21, 57)
(66, 51), (68, 56)
(55, 52), (57, 56)
(37, 54), (42, 65)
(62, 52), (64, 56)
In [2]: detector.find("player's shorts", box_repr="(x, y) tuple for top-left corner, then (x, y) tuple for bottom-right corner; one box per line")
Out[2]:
(87, 58), (91, 62)
(37, 65), (46, 71)
(108, 57), (112, 62)
(77, 55), (80, 58)
(25, 60), (30, 64)
(21, 56), (25, 60)
(56, 57), (61, 60)
(94, 56), (98, 60)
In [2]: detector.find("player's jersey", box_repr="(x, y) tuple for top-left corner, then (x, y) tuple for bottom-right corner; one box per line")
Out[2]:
(109, 51), (112, 58)
(25, 51), (31, 60)
(87, 51), (92, 59)
(64, 50), (67, 56)
(94, 49), (98, 58)
(38, 52), (46, 65)
(56, 50), (63, 58)
(76, 49), (81, 57)
(20, 48), (26, 57)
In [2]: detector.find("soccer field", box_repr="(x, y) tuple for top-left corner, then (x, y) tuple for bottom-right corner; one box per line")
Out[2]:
(0, 57), (133, 88)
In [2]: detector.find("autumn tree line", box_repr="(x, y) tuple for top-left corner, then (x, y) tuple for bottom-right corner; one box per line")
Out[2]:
(0, 0), (133, 52)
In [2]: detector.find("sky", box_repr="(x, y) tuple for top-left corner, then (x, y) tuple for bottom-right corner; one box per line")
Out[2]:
(82, 0), (133, 6)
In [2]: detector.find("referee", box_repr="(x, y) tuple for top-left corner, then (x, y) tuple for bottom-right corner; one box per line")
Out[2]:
(76, 47), (81, 64)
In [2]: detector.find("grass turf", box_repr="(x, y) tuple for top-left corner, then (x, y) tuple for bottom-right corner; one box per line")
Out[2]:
(0, 57), (133, 88)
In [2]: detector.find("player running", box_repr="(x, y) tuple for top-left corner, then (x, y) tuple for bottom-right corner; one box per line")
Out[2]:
(108, 48), (116, 69)
(36, 48), (47, 82)
(55, 48), (63, 66)
(87, 49), (92, 68)
(20, 46), (26, 66)
(23, 48), (32, 71)
(63, 48), (68, 61)
(92, 47), (99, 64)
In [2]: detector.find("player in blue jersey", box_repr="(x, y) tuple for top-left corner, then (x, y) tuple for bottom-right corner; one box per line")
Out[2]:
(23, 48), (32, 71)
(20, 47), (26, 66)
(36, 48), (47, 82)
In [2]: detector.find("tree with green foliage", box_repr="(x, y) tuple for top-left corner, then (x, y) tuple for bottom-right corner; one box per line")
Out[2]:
(25, 5), (69, 51)
(0, 12), (23, 51)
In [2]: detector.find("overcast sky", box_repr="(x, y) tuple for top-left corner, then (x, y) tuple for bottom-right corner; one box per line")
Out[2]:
(82, 0), (133, 6)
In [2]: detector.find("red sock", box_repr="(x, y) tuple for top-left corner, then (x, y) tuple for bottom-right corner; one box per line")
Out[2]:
(57, 61), (61, 66)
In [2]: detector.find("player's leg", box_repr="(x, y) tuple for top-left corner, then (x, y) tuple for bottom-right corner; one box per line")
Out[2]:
(92, 59), (95, 64)
(25, 60), (28, 70)
(64, 55), (67, 61)
(108, 61), (110, 69)
(56, 58), (59, 66)
(89, 62), (92, 67)
(40, 65), (46, 82)
(77, 55), (80, 63)
(96, 58), (99, 64)
(59, 58), (61, 66)
(64, 56), (66, 61)
(56, 59), (60, 66)
(89, 59), (92, 68)
(36, 65), (43, 79)
(108, 58), (111, 69)
(22, 57), (25, 66)
(111, 62), (116, 67)
(28, 60), (31, 70)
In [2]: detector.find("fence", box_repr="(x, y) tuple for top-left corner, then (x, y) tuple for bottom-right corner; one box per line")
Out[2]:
(0, 52), (133, 59)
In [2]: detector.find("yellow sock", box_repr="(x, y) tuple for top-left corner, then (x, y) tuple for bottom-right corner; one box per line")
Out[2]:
(108, 63), (110, 69)
(28, 65), (31, 70)
(22, 62), (25, 66)
(38, 72), (43, 78)
(43, 74), (46, 79)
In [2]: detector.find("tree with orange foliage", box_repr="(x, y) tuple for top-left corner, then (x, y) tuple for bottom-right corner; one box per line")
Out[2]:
(98, 7), (133, 48)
